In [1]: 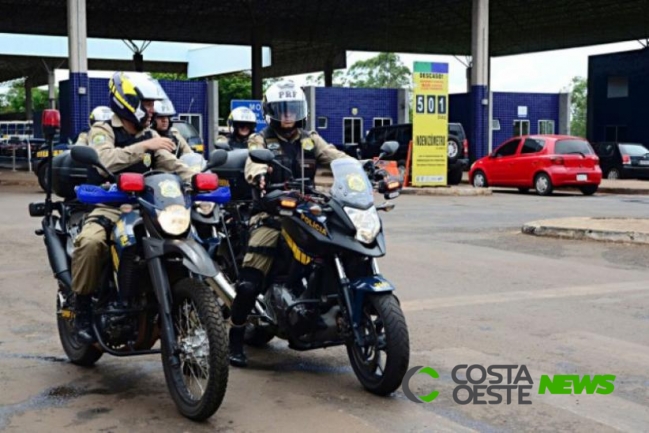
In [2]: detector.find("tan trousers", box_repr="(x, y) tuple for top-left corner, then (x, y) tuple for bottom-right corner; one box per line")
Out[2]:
(71, 207), (121, 295)
(241, 213), (280, 275)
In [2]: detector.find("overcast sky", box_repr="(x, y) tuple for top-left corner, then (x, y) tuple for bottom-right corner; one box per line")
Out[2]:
(2, 35), (645, 95)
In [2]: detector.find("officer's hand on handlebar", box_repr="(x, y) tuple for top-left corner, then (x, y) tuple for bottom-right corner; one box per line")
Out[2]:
(143, 137), (175, 153)
(254, 174), (267, 197)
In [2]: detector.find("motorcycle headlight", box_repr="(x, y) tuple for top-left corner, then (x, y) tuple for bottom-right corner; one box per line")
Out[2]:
(344, 206), (381, 244)
(195, 201), (216, 216)
(157, 204), (191, 235)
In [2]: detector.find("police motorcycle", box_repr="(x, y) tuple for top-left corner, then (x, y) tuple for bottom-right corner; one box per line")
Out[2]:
(206, 140), (410, 395)
(29, 140), (232, 421)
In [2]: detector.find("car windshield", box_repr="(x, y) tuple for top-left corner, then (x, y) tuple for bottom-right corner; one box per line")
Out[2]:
(173, 122), (200, 139)
(555, 140), (594, 155)
(330, 158), (374, 210)
(619, 143), (649, 156)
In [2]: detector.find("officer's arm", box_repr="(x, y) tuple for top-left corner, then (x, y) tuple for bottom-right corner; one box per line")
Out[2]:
(89, 125), (149, 175)
(153, 150), (195, 183)
(312, 132), (351, 165)
(244, 133), (269, 184)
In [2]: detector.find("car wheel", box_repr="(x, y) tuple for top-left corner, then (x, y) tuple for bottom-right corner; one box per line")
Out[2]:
(472, 170), (488, 188)
(447, 137), (460, 164)
(448, 166), (463, 185)
(580, 185), (598, 196)
(606, 168), (620, 180)
(534, 173), (553, 196)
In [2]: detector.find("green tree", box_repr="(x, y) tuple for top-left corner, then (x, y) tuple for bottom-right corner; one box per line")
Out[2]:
(150, 72), (189, 81)
(566, 76), (587, 138)
(345, 52), (411, 89)
(218, 73), (252, 121)
(0, 79), (52, 114)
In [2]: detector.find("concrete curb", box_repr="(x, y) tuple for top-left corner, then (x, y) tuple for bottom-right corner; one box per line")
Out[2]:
(521, 220), (649, 245)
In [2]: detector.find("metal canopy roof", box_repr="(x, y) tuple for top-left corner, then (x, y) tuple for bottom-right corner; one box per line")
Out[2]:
(0, 55), (186, 86)
(1, 0), (648, 79)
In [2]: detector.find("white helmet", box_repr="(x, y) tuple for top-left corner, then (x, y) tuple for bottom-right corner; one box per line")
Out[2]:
(154, 98), (176, 117)
(262, 80), (308, 130)
(89, 106), (113, 126)
(109, 71), (166, 130)
(228, 106), (257, 134)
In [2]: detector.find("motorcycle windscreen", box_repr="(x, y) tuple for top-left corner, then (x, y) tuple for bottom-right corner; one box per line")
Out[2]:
(330, 158), (374, 210)
(143, 173), (190, 209)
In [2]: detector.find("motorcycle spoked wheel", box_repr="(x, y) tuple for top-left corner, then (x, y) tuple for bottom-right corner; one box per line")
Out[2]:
(56, 284), (103, 366)
(161, 278), (229, 421)
(346, 293), (410, 395)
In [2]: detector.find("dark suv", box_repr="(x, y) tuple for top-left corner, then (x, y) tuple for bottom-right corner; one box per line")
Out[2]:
(357, 123), (469, 185)
(591, 142), (649, 180)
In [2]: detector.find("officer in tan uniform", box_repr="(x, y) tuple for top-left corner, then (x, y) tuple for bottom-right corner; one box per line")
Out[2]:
(70, 72), (196, 343)
(152, 98), (194, 157)
(75, 106), (113, 145)
(215, 106), (258, 150)
(228, 80), (350, 367)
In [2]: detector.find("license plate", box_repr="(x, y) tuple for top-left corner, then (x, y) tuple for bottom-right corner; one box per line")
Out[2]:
(640, 160), (649, 166)
(577, 174), (588, 181)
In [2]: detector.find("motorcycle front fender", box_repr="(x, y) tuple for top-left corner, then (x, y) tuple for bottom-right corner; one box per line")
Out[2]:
(143, 237), (218, 277)
(348, 275), (396, 325)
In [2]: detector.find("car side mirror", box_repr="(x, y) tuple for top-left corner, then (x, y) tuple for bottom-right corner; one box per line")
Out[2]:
(380, 141), (399, 157)
(249, 149), (275, 164)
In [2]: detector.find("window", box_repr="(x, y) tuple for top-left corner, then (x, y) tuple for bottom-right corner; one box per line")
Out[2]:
(555, 140), (594, 155)
(521, 138), (545, 154)
(494, 139), (520, 157)
(492, 119), (501, 131)
(538, 120), (555, 135)
(607, 76), (629, 98)
(343, 117), (363, 145)
(605, 125), (628, 142)
(513, 120), (530, 137)
(178, 114), (203, 137)
(317, 117), (328, 129)
(619, 143), (649, 156)
(373, 117), (392, 128)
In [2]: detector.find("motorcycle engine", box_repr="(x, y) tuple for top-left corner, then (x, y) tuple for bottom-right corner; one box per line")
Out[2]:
(270, 283), (318, 337)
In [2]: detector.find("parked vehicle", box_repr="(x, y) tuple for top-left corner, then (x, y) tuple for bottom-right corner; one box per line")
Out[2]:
(469, 135), (601, 196)
(355, 123), (469, 185)
(172, 120), (204, 154)
(591, 142), (649, 180)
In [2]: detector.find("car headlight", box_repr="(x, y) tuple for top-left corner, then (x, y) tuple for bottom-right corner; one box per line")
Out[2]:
(157, 204), (191, 235)
(344, 206), (381, 244)
(195, 201), (216, 216)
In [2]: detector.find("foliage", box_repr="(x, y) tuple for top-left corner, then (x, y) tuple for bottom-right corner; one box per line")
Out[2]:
(0, 79), (52, 114)
(565, 76), (587, 138)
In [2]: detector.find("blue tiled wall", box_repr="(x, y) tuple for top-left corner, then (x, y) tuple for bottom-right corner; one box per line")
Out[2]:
(314, 87), (399, 147)
(450, 91), (560, 159)
(588, 48), (649, 145)
(471, 85), (489, 161)
(58, 78), (208, 143)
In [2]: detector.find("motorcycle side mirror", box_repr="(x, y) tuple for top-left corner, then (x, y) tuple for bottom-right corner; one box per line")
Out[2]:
(70, 146), (115, 178)
(205, 149), (228, 171)
(380, 141), (399, 157)
(249, 149), (275, 164)
(215, 142), (232, 151)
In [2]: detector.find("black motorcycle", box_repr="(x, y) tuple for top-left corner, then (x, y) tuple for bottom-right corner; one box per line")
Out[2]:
(29, 145), (232, 421)
(203, 142), (410, 395)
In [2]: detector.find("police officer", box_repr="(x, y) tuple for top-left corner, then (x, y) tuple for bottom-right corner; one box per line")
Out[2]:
(215, 106), (258, 150)
(228, 80), (350, 367)
(152, 98), (193, 157)
(76, 106), (113, 145)
(70, 71), (196, 343)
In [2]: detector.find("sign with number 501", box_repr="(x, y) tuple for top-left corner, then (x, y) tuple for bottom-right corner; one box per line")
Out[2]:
(411, 62), (449, 186)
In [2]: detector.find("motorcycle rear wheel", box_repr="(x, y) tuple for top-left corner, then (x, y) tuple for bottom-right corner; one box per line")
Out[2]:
(56, 284), (103, 366)
(161, 278), (229, 421)
(346, 293), (410, 395)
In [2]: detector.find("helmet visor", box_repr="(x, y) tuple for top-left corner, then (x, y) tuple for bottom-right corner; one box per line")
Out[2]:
(266, 100), (307, 122)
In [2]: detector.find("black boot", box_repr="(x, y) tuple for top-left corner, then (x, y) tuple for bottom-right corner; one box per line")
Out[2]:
(74, 294), (95, 344)
(228, 324), (248, 367)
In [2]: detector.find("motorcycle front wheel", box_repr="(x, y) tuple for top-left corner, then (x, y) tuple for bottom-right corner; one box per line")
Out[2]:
(161, 278), (229, 421)
(346, 293), (410, 395)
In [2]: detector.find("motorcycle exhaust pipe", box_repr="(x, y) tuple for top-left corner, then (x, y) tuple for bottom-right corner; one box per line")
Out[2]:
(42, 219), (72, 290)
(206, 272), (236, 308)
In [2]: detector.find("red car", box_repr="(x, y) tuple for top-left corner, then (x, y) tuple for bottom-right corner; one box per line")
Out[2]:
(469, 135), (602, 196)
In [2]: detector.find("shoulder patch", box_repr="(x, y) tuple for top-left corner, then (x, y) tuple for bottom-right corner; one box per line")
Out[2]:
(92, 133), (107, 145)
(301, 137), (315, 151)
